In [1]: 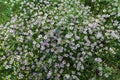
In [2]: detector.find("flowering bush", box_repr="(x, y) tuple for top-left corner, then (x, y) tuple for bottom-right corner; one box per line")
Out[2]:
(0, 0), (120, 80)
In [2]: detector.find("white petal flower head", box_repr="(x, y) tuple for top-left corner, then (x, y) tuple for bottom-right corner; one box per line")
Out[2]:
(77, 62), (81, 71)
(18, 73), (24, 79)
(118, 13), (120, 16)
(16, 55), (21, 60)
(95, 58), (102, 63)
(111, 31), (119, 39)
(65, 33), (73, 39)
(47, 70), (52, 79)
(64, 74), (70, 79)
(98, 71), (102, 76)
(98, 67), (102, 71)
(96, 32), (103, 39)
(92, 0), (96, 2)
(104, 73), (109, 78)
(44, 35), (48, 39)
(38, 34), (42, 39)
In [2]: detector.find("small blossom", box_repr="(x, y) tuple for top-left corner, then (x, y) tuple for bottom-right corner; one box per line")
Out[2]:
(18, 73), (24, 79)
(95, 58), (102, 63)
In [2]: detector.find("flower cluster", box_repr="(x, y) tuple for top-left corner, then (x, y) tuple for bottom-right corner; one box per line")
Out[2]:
(0, 0), (119, 80)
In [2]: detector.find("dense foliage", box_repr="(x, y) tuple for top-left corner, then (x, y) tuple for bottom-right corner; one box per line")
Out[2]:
(0, 0), (120, 80)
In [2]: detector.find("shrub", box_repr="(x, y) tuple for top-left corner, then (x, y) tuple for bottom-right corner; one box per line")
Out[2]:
(0, 0), (119, 80)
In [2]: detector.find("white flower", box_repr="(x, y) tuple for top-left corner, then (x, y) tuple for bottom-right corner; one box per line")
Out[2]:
(21, 66), (25, 70)
(92, 0), (96, 2)
(48, 58), (52, 64)
(72, 75), (79, 80)
(1, 56), (6, 60)
(18, 36), (24, 42)
(44, 35), (48, 39)
(103, 9), (106, 12)
(98, 67), (102, 71)
(65, 33), (73, 38)
(69, 26), (74, 30)
(104, 73), (109, 78)
(36, 44), (40, 48)
(5, 65), (10, 69)
(75, 36), (80, 40)
(64, 74), (70, 79)
(33, 41), (37, 45)
(54, 16), (58, 19)
(118, 13), (120, 16)
(95, 58), (102, 63)
(47, 70), (52, 79)
(81, 65), (84, 70)
(66, 63), (70, 67)
(77, 62), (81, 71)
(24, 60), (28, 65)
(96, 32), (103, 39)
(10, 58), (14, 64)
(111, 31), (119, 39)
(16, 55), (21, 60)
(18, 73), (24, 79)
(98, 71), (102, 76)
